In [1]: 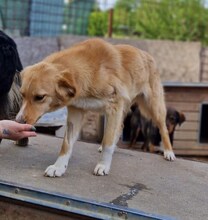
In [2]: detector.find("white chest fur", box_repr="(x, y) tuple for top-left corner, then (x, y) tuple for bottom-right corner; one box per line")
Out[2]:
(71, 97), (106, 110)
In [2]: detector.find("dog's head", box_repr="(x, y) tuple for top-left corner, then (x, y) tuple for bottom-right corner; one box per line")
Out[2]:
(166, 107), (186, 134)
(0, 31), (22, 95)
(16, 62), (78, 124)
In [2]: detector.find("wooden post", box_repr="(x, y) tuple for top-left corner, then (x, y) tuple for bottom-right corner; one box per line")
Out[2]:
(108, 8), (113, 38)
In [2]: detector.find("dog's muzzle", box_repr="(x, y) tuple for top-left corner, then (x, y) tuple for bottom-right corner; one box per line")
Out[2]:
(15, 113), (26, 124)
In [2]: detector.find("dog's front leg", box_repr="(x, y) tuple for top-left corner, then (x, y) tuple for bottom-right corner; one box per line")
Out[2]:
(44, 107), (85, 177)
(94, 101), (124, 176)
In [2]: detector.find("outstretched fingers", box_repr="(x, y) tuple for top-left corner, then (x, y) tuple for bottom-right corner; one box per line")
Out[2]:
(19, 124), (36, 132)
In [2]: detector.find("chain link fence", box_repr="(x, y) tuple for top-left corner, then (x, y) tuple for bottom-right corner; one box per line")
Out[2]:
(0, 0), (96, 36)
(0, 0), (207, 45)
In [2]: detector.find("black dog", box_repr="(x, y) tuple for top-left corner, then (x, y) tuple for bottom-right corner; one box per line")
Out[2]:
(129, 104), (186, 152)
(0, 30), (22, 120)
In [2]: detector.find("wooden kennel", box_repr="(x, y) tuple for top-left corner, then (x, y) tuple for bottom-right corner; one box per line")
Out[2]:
(163, 82), (208, 155)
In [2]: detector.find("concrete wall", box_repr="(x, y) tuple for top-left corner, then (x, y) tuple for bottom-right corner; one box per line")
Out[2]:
(201, 48), (208, 82)
(14, 35), (202, 83)
(14, 37), (59, 67)
(59, 36), (202, 83)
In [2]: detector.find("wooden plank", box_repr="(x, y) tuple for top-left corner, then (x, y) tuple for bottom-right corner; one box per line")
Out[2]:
(164, 87), (208, 94)
(180, 112), (199, 122)
(174, 130), (197, 141)
(173, 141), (208, 149)
(175, 149), (208, 156)
(165, 102), (200, 112)
(173, 140), (197, 148)
(165, 89), (208, 103)
(175, 121), (199, 131)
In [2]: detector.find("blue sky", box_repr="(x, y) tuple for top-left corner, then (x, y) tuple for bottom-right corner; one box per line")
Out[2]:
(97, 0), (116, 10)
(97, 0), (208, 10)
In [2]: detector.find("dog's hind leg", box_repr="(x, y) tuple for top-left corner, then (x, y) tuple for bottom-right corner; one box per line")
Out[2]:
(137, 85), (175, 161)
(44, 107), (85, 177)
(94, 100), (124, 176)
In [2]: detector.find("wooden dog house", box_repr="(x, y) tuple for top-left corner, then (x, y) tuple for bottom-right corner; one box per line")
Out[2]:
(163, 82), (208, 155)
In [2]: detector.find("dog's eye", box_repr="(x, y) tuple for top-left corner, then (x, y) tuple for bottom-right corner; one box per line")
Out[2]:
(34, 95), (46, 101)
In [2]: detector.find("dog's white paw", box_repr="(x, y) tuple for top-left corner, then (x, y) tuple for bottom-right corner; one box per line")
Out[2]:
(164, 150), (176, 161)
(98, 146), (102, 153)
(44, 164), (67, 177)
(94, 163), (110, 176)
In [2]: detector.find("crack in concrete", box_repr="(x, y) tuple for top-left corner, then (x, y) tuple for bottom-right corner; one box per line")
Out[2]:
(110, 183), (148, 207)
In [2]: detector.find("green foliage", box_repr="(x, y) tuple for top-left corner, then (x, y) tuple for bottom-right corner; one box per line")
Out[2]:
(135, 0), (208, 43)
(88, 11), (108, 36)
(113, 0), (138, 35)
(114, 0), (208, 44)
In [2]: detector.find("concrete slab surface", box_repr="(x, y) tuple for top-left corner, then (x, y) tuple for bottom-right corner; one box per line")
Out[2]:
(0, 134), (207, 220)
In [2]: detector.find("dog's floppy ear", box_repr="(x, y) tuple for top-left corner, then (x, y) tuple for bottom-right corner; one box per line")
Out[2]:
(177, 112), (186, 126)
(55, 71), (77, 101)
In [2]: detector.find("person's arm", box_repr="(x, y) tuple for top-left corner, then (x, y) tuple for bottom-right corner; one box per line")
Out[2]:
(0, 120), (37, 141)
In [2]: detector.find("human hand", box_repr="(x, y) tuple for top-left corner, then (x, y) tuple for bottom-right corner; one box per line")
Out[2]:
(0, 120), (37, 141)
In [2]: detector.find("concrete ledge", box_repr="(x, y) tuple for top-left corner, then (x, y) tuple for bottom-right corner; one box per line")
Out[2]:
(0, 134), (207, 220)
(14, 37), (59, 67)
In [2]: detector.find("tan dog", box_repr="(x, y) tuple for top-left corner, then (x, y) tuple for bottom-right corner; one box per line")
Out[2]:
(16, 38), (175, 177)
